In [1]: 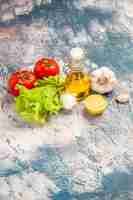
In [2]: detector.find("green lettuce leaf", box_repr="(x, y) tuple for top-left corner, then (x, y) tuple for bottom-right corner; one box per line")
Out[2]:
(15, 76), (64, 125)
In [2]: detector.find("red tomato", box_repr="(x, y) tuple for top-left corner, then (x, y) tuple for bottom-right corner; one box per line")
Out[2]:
(8, 69), (37, 96)
(34, 58), (60, 79)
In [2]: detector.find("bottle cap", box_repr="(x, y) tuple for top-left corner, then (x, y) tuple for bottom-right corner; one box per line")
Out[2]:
(70, 47), (84, 61)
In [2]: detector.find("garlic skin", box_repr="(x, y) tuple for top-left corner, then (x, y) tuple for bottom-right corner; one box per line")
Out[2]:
(91, 67), (117, 94)
(60, 93), (77, 110)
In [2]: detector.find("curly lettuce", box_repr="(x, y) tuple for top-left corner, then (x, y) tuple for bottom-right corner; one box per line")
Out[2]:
(15, 76), (64, 125)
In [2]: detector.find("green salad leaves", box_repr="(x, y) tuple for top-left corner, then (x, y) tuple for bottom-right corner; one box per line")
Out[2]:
(15, 76), (65, 125)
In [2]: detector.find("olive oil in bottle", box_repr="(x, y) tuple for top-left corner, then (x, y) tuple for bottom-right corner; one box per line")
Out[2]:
(65, 48), (91, 100)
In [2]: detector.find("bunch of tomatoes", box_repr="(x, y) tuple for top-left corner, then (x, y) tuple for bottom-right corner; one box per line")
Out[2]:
(8, 58), (60, 96)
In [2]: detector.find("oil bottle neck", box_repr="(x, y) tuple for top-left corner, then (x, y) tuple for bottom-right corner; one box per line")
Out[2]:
(70, 61), (84, 72)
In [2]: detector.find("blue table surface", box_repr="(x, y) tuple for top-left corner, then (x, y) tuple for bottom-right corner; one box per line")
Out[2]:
(0, 1), (133, 200)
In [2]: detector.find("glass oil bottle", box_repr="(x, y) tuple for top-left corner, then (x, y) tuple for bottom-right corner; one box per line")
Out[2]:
(65, 48), (91, 101)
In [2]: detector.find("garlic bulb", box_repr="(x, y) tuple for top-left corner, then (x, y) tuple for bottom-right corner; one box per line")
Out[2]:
(91, 67), (117, 94)
(60, 93), (77, 110)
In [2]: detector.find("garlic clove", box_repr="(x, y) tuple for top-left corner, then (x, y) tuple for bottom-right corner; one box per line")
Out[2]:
(115, 92), (129, 103)
(60, 93), (77, 110)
